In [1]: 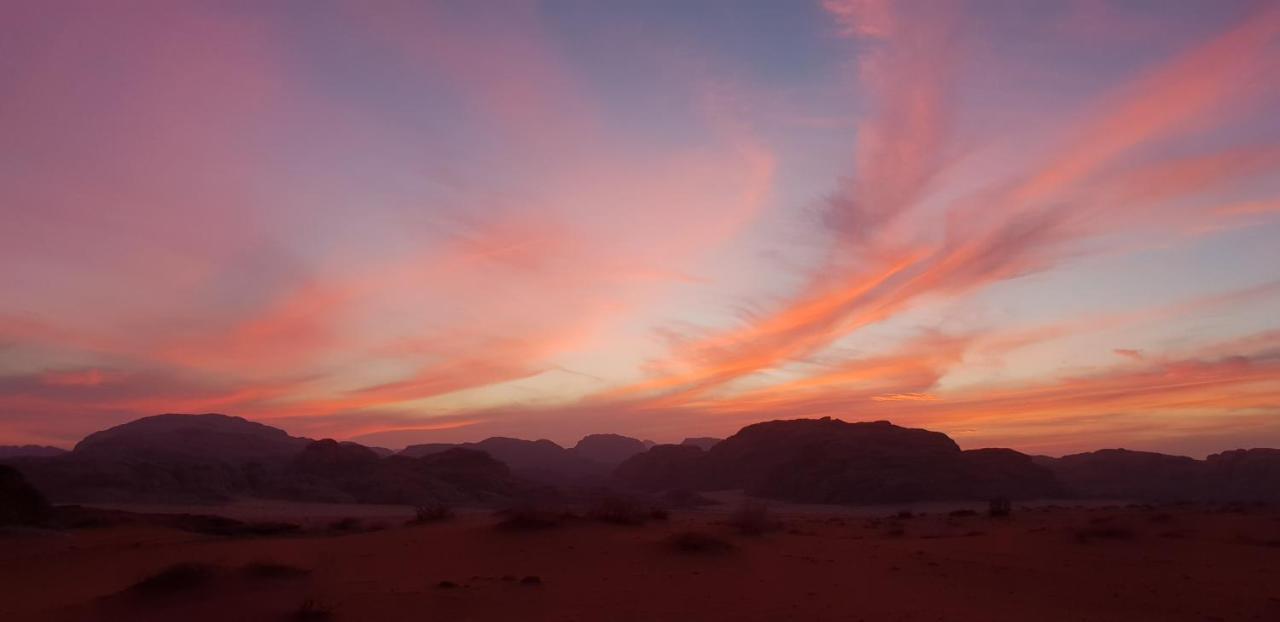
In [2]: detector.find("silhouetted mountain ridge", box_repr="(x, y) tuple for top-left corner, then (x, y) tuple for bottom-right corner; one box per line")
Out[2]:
(5, 414), (540, 505)
(616, 418), (1064, 503)
(1037, 447), (1280, 502)
(4, 413), (1279, 506)
(0, 445), (68, 459)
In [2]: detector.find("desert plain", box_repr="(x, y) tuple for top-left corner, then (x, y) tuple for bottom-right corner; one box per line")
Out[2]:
(3, 499), (1278, 622)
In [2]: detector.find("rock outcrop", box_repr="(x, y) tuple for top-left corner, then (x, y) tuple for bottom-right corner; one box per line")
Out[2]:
(0, 464), (51, 525)
(572, 434), (648, 466)
(616, 418), (1063, 503)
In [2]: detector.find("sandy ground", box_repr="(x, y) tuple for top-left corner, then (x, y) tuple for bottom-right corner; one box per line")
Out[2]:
(2, 503), (1278, 621)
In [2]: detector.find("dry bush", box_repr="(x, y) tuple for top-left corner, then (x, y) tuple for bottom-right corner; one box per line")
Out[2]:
(949, 509), (978, 518)
(662, 489), (718, 508)
(240, 562), (309, 579)
(988, 498), (1012, 518)
(1074, 523), (1137, 542)
(494, 505), (561, 531)
(293, 599), (333, 621)
(588, 496), (668, 525)
(1235, 533), (1280, 547)
(410, 503), (455, 524)
(327, 517), (363, 533)
(726, 501), (782, 535)
(127, 563), (217, 596)
(168, 514), (301, 537)
(665, 530), (735, 554)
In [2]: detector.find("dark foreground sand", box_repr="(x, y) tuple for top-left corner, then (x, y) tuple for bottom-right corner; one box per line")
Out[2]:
(2, 503), (1278, 621)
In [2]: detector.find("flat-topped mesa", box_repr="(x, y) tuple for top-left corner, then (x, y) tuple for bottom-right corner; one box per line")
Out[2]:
(74, 413), (309, 464)
(617, 417), (1063, 504)
(1037, 447), (1280, 502)
(571, 434), (648, 466)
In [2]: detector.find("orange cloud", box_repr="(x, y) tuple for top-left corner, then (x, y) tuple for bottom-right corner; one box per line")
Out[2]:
(610, 3), (1280, 408)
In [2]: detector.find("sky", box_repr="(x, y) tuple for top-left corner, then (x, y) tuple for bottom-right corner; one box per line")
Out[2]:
(2, 0), (1279, 457)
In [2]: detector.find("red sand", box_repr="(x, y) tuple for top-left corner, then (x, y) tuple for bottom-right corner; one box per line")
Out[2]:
(2, 505), (1278, 621)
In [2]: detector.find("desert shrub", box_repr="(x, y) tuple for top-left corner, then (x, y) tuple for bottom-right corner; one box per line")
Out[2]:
(410, 503), (455, 524)
(948, 509), (978, 518)
(328, 517), (363, 532)
(665, 530), (735, 554)
(1074, 524), (1136, 542)
(293, 599), (333, 621)
(494, 506), (560, 531)
(883, 525), (906, 538)
(726, 501), (782, 535)
(988, 498), (1012, 518)
(169, 514), (300, 537)
(588, 496), (665, 525)
(241, 562), (309, 579)
(662, 488), (718, 508)
(128, 563), (217, 596)
(1234, 534), (1280, 547)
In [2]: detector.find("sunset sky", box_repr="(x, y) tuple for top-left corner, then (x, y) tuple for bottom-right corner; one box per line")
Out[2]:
(2, 1), (1278, 456)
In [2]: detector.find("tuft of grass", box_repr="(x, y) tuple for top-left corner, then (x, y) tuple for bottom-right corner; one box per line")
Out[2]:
(293, 599), (333, 621)
(128, 563), (217, 596)
(410, 504), (455, 524)
(1074, 524), (1137, 542)
(241, 562), (309, 579)
(726, 501), (782, 535)
(665, 530), (735, 554)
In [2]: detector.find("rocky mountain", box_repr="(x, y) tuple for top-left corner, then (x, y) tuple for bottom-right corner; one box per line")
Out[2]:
(0, 464), (51, 525)
(281, 441), (528, 505)
(680, 437), (723, 451)
(572, 433), (647, 466)
(74, 413), (310, 464)
(612, 444), (706, 491)
(616, 418), (1064, 503)
(402, 437), (602, 483)
(0, 445), (68, 459)
(1037, 447), (1280, 502)
(6, 413), (1279, 507)
(4, 414), (539, 505)
(401, 434), (653, 484)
